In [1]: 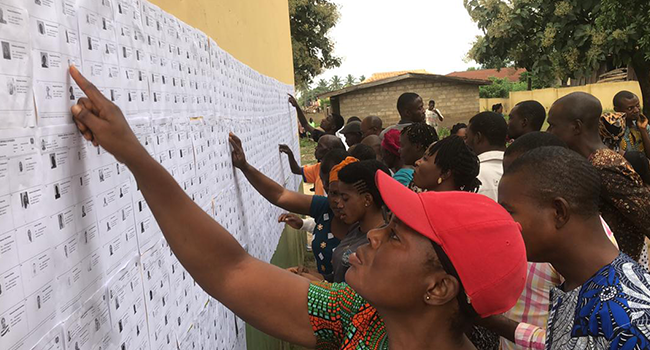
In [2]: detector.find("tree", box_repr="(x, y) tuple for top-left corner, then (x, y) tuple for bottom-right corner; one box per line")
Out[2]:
(359, 75), (366, 83)
(465, 0), (650, 115)
(479, 77), (527, 98)
(598, 0), (650, 115)
(344, 74), (356, 87)
(330, 75), (343, 90)
(289, 0), (342, 90)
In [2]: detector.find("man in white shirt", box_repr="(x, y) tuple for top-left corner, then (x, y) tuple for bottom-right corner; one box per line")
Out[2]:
(465, 112), (508, 201)
(425, 100), (444, 132)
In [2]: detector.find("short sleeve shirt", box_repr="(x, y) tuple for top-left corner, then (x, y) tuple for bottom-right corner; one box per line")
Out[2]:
(303, 163), (325, 196)
(310, 196), (341, 275)
(308, 282), (388, 350)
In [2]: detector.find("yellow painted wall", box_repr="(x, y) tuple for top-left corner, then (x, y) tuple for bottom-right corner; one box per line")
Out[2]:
(479, 98), (510, 112)
(151, 0), (295, 85)
(481, 81), (642, 114)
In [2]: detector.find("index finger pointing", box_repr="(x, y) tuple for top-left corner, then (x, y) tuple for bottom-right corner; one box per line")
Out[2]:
(69, 65), (110, 110)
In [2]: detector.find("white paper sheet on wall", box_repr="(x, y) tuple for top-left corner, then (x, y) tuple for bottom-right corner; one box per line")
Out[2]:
(0, 0), (300, 349)
(0, 0), (36, 128)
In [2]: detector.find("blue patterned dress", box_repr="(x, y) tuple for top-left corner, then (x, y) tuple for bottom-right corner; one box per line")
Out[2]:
(546, 253), (650, 349)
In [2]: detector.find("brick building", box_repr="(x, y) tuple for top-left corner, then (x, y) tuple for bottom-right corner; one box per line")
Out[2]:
(319, 72), (489, 128)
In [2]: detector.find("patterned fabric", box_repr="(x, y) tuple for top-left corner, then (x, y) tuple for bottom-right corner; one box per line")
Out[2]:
(589, 148), (650, 261)
(310, 196), (341, 275)
(469, 326), (500, 350)
(546, 253), (650, 349)
(599, 112), (627, 152)
(515, 323), (546, 350)
(308, 282), (388, 350)
(622, 121), (650, 154)
(503, 263), (563, 350)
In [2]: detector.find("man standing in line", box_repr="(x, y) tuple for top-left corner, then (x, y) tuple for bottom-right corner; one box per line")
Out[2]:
(360, 116), (383, 139)
(465, 112), (508, 201)
(613, 91), (650, 158)
(279, 135), (345, 196)
(425, 100), (444, 133)
(379, 92), (426, 139)
(547, 92), (650, 261)
(289, 95), (344, 144)
(507, 100), (547, 140)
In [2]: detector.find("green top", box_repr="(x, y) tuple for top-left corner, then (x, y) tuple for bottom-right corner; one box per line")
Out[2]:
(308, 282), (388, 350)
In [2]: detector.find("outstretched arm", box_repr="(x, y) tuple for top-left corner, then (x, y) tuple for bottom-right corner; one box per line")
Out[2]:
(69, 66), (317, 348)
(279, 144), (303, 175)
(231, 135), (313, 215)
(289, 94), (315, 134)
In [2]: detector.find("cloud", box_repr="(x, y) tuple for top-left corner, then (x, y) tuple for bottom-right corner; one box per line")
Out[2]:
(314, 0), (482, 83)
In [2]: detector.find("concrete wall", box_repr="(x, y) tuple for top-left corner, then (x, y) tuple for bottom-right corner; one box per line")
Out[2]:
(480, 81), (642, 114)
(337, 79), (481, 128)
(151, 0), (295, 85)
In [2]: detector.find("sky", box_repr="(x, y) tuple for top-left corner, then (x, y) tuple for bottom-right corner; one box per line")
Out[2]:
(314, 0), (483, 85)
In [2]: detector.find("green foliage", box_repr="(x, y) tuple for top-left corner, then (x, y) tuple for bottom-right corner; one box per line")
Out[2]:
(479, 77), (527, 98)
(519, 71), (554, 90)
(344, 74), (357, 87)
(438, 127), (451, 139)
(464, 0), (650, 114)
(465, 0), (604, 85)
(330, 75), (343, 90)
(359, 75), (366, 83)
(289, 0), (342, 89)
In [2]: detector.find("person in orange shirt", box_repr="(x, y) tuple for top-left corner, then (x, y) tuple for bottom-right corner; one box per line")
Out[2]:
(279, 134), (345, 196)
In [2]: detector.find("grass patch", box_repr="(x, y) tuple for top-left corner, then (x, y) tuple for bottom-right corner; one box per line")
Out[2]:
(300, 137), (317, 166)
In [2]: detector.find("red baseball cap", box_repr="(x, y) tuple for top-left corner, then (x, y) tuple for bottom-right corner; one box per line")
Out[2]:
(376, 171), (526, 318)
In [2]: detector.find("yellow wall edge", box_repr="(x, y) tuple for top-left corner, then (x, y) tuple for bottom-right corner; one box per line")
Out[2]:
(150, 0), (295, 86)
(480, 81), (642, 114)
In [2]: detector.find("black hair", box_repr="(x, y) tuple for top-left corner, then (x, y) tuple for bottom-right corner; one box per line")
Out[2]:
(426, 135), (481, 192)
(429, 100), (435, 104)
(505, 146), (601, 217)
(337, 160), (390, 208)
(450, 123), (468, 136)
(397, 92), (421, 113)
(347, 116), (362, 124)
(401, 122), (439, 148)
(504, 132), (567, 158)
(320, 149), (350, 177)
(624, 151), (650, 186)
(428, 241), (477, 331)
(469, 112), (508, 147)
(331, 114), (345, 132)
(492, 103), (503, 112)
(614, 91), (637, 110)
(350, 144), (376, 161)
(514, 100), (546, 131)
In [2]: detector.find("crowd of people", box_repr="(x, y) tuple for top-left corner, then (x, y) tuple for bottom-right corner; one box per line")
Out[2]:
(68, 64), (650, 350)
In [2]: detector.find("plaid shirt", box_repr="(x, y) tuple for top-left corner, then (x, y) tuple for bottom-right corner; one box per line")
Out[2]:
(509, 218), (618, 350)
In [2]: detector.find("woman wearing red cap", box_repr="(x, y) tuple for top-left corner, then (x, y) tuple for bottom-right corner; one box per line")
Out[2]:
(68, 68), (527, 350)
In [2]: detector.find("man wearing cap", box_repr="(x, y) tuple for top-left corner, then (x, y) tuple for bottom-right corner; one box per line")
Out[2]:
(279, 135), (345, 196)
(339, 121), (363, 148)
(491, 146), (650, 349)
(68, 66), (528, 350)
